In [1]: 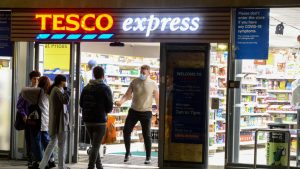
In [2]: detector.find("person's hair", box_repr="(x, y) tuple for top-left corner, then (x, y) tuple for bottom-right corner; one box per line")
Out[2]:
(93, 66), (104, 79)
(141, 65), (150, 71)
(38, 76), (51, 94)
(48, 74), (67, 95)
(29, 70), (41, 80)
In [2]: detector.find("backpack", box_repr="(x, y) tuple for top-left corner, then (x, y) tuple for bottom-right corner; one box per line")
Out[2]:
(26, 89), (42, 129)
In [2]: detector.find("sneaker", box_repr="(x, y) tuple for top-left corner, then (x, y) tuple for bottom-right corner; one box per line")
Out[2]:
(144, 157), (151, 164)
(48, 161), (56, 168)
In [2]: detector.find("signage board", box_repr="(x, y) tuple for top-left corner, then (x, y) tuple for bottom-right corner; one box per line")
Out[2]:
(0, 11), (12, 57)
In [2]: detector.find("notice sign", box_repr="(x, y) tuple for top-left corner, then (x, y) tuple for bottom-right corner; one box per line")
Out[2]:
(0, 11), (12, 57)
(172, 68), (205, 144)
(235, 8), (270, 59)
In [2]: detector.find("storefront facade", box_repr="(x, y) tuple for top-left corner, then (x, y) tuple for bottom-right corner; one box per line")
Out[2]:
(1, 1), (300, 169)
(6, 8), (230, 169)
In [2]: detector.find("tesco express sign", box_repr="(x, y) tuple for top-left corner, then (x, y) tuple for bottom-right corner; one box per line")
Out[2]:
(122, 15), (201, 37)
(35, 13), (201, 37)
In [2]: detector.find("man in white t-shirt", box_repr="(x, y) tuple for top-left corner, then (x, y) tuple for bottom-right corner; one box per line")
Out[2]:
(115, 65), (159, 164)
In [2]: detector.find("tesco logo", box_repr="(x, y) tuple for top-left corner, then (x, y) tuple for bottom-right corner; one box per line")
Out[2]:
(35, 14), (114, 32)
(122, 15), (201, 37)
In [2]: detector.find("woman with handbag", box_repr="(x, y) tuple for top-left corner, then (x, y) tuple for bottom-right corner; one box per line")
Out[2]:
(21, 76), (55, 169)
(39, 74), (70, 169)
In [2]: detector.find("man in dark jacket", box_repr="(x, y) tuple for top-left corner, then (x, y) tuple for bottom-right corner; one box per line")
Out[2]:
(80, 66), (113, 169)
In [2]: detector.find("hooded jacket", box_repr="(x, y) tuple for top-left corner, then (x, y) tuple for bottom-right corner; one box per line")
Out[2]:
(80, 79), (113, 123)
(21, 87), (49, 131)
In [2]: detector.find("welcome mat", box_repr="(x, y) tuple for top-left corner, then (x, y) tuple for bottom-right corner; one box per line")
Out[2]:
(110, 151), (158, 157)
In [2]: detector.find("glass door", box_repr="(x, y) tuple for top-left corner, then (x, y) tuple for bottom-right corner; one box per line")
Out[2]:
(35, 42), (80, 163)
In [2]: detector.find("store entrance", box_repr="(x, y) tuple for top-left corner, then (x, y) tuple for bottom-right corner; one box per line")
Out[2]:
(78, 42), (160, 167)
(35, 42), (80, 163)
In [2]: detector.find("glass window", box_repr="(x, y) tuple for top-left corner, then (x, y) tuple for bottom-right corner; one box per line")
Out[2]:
(0, 57), (12, 151)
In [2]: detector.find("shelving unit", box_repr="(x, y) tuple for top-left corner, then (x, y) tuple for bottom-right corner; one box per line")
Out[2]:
(81, 52), (160, 144)
(238, 48), (300, 156)
(209, 45), (228, 151)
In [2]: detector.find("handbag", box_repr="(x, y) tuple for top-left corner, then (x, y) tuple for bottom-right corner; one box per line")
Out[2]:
(14, 111), (26, 130)
(26, 89), (42, 128)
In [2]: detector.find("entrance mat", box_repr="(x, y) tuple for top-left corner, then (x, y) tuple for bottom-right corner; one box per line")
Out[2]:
(110, 151), (158, 157)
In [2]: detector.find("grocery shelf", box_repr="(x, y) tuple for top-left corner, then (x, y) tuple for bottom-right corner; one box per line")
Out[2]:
(253, 87), (268, 90)
(266, 110), (297, 114)
(267, 121), (297, 125)
(110, 113), (128, 116)
(241, 82), (259, 85)
(266, 100), (290, 103)
(241, 113), (270, 116)
(117, 136), (139, 140)
(115, 124), (125, 127)
(267, 90), (292, 93)
(106, 74), (139, 78)
(216, 130), (226, 133)
(107, 82), (130, 86)
(240, 126), (268, 130)
(240, 140), (266, 146)
(241, 93), (257, 96)
(256, 95), (268, 98)
(216, 118), (226, 121)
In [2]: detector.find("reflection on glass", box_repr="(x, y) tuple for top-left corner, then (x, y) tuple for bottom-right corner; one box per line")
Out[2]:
(0, 57), (12, 151)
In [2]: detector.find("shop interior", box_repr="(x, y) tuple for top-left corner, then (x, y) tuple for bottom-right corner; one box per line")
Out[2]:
(211, 8), (300, 167)
(74, 42), (227, 167)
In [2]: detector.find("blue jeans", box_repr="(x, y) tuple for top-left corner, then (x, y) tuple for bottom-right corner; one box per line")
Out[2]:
(30, 128), (54, 162)
(25, 126), (32, 162)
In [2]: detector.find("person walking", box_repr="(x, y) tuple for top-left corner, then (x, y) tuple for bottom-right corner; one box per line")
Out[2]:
(115, 65), (159, 164)
(16, 70), (40, 169)
(80, 66), (113, 169)
(21, 76), (56, 169)
(39, 74), (70, 169)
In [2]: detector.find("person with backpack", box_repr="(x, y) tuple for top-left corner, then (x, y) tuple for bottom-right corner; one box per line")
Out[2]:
(39, 74), (70, 169)
(16, 70), (40, 169)
(80, 66), (113, 169)
(21, 76), (56, 169)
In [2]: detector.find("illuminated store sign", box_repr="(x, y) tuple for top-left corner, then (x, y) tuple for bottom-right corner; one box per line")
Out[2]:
(34, 13), (201, 40)
(122, 15), (201, 37)
(36, 14), (114, 31)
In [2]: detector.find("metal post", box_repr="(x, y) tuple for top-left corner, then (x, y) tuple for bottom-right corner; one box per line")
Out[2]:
(73, 42), (81, 163)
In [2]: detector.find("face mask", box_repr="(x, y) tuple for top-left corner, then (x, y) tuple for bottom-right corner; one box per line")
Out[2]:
(139, 74), (147, 80)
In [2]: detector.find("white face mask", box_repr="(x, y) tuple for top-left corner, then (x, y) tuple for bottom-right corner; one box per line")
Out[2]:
(139, 74), (147, 80)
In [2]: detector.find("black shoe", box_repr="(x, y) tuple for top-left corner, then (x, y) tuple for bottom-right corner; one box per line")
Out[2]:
(144, 157), (151, 164)
(27, 161), (33, 169)
(31, 161), (39, 169)
(96, 163), (103, 169)
(48, 161), (56, 168)
(124, 152), (131, 162)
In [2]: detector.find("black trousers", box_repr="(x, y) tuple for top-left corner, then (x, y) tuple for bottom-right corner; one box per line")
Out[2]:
(86, 124), (106, 169)
(123, 108), (152, 158)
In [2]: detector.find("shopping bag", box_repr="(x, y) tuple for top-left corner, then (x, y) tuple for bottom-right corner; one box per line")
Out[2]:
(14, 111), (26, 130)
(102, 115), (116, 144)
